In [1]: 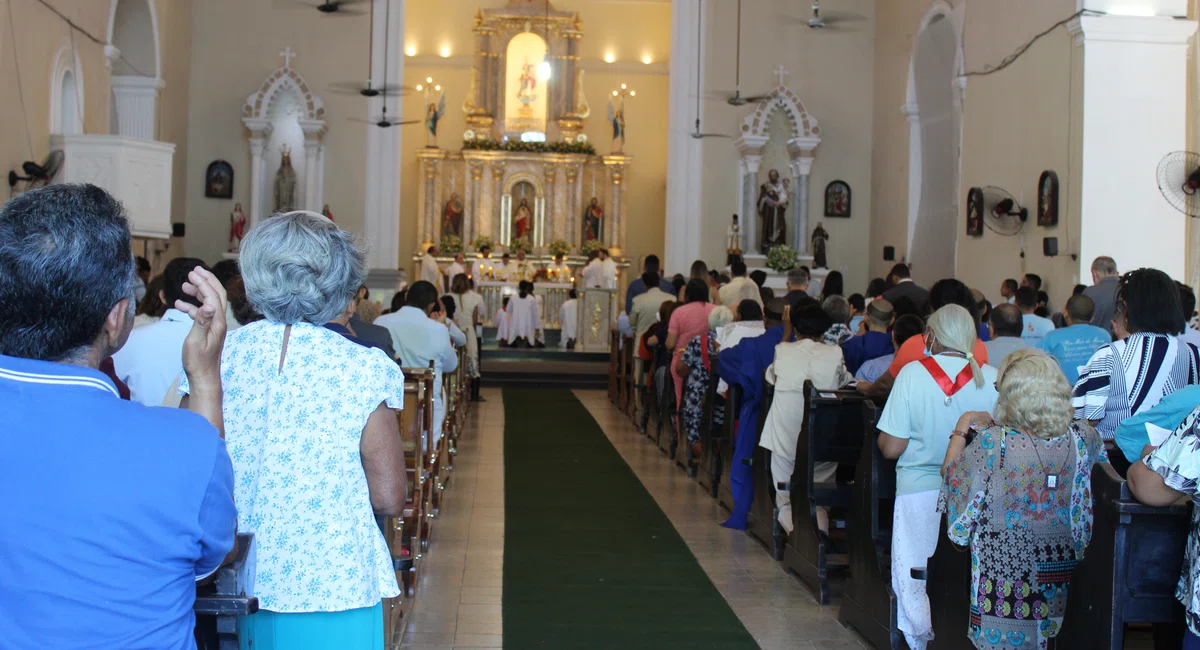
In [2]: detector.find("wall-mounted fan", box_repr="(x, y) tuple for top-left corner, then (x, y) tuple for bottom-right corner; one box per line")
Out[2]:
(8, 151), (64, 192)
(1157, 151), (1200, 218)
(980, 186), (1028, 236)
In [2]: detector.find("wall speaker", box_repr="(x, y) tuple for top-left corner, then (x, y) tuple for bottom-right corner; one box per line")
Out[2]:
(172, 223), (186, 238)
(1043, 237), (1058, 257)
(883, 246), (895, 261)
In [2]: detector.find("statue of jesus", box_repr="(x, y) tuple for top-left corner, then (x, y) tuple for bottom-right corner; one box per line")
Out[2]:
(513, 198), (532, 240)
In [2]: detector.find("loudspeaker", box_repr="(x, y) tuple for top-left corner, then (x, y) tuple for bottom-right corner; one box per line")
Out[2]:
(172, 223), (186, 238)
(1043, 237), (1058, 257)
(883, 246), (895, 261)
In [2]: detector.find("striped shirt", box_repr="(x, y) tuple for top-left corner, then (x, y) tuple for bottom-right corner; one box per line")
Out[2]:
(1072, 332), (1200, 439)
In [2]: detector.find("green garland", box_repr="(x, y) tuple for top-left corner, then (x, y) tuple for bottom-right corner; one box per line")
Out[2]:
(462, 138), (597, 156)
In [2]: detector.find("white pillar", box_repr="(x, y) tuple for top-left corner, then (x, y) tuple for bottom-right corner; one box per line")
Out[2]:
(364, 0), (404, 269)
(245, 123), (269, 228)
(664, 0), (704, 272)
(742, 155), (761, 253)
(790, 157), (813, 254)
(1068, 15), (1196, 280)
(110, 76), (164, 140)
(302, 139), (320, 212)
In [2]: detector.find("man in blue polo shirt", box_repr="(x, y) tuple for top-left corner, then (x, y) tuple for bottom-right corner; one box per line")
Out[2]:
(0, 184), (236, 650)
(1041, 294), (1111, 384)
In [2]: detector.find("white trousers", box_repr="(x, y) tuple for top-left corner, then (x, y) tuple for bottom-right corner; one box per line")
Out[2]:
(891, 489), (941, 650)
(770, 453), (795, 534)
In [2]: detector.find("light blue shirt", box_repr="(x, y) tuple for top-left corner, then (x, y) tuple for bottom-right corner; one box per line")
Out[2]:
(1020, 313), (1056, 346)
(376, 306), (459, 381)
(1114, 384), (1200, 462)
(1040, 323), (1111, 384)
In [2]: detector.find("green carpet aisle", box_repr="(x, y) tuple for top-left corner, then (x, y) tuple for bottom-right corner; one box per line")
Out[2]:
(502, 388), (760, 649)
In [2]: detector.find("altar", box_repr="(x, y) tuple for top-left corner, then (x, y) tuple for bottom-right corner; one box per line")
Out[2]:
(478, 280), (571, 328)
(413, 0), (632, 258)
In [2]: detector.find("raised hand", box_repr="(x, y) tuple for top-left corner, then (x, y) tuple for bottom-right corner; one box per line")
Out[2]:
(177, 267), (228, 389)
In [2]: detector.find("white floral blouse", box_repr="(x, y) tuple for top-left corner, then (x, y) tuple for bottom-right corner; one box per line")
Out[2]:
(181, 321), (405, 613)
(1144, 404), (1200, 636)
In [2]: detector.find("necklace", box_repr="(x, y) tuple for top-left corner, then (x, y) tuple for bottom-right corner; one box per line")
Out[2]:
(1026, 430), (1073, 491)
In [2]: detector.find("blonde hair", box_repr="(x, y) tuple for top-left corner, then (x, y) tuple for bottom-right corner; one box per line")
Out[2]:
(993, 349), (1073, 440)
(928, 304), (984, 388)
(708, 305), (734, 330)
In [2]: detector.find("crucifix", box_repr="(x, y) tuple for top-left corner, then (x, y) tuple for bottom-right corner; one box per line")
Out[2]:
(280, 46), (296, 68)
(774, 65), (789, 87)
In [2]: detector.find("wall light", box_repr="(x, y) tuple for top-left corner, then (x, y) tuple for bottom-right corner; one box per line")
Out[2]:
(642, 54), (652, 64)
(435, 85), (442, 91)
(426, 77), (433, 84)
(604, 52), (615, 64)
(416, 84), (423, 91)
(405, 44), (417, 57)
(439, 45), (451, 58)
(537, 57), (552, 80)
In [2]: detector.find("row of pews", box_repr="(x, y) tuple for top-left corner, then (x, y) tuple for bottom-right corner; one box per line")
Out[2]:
(609, 333), (1193, 650)
(193, 348), (473, 650)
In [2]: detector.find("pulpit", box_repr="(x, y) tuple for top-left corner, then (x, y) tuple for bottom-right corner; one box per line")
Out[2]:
(577, 288), (615, 352)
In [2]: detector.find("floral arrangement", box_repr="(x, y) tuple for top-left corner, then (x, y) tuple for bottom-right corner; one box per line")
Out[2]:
(766, 244), (799, 272)
(507, 237), (532, 254)
(438, 234), (462, 254)
(461, 138), (597, 156)
(472, 235), (495, 252)
(580, 239), (607, 257)
(546, 238), (572, 257)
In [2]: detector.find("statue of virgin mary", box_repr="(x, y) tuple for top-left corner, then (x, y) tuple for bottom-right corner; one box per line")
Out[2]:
(274, 147), (297, 213)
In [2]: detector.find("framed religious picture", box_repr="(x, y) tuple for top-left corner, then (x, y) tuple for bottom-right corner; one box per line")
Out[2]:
(1037, 170), (1059, 227)
(966, 187), (984, 236)
(205, 160), (234, 199)
(824, 180), (851, 218)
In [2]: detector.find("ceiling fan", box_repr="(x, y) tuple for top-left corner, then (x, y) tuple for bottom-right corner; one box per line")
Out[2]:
(691, 0), (731, 139)
(805, 1), (866, 30)
(328, 80), (411, 98)
(309, 0), (367, 15)
(345, 1), (416, 128)
(351, 106), (418, 129)
(707, 0), (770, 107)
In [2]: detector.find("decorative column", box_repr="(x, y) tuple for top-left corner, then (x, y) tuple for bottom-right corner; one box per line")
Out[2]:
(564, 160), (582, 246)
(110, 76), (164, 140)
(741, 153), (762, 253)
(557, 16), (585, 141)
(491, 160), (507, 243)
(542, 162), (557, 248)
(1067, 15), (1196, 280)
(603, 155), (631, 257)
(664, 0), (705, 271)
(789, 156), (813, 254)
(300, 121), (324, 212)
(364, 0), (404, 270)
(466, 158), (485, 246)
(243, 118), (271, 228)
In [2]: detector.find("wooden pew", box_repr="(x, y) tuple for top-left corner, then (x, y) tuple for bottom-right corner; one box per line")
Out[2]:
(194, 533), (258, 650)
(696, 370), (723, 492)
(658, 369), (676, 456)
(838, 401), (905, 650)
(717, 383), (741, 512)
(746, 379), (784, 560)
(783, 384), (867, 604)
(608, 330), (620, 403)
(637, 356), (655, 436)
(622, 336), (636, 418)
(912, 519), (975, 650)
(395, 368), (432, 601)
(1058, 462), (1190, 650)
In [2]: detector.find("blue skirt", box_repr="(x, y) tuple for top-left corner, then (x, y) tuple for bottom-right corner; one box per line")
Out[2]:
(238, 602), (384, 650)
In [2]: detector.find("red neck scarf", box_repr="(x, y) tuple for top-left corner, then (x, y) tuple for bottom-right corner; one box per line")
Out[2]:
(919, 356), (975, 400)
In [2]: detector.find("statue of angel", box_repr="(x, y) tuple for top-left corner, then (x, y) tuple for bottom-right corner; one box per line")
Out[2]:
(425, 92), (446, 148)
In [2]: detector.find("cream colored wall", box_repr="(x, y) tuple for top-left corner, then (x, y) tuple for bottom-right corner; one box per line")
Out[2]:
(698, 0), (876, 291)
(182, 0), (370, 264)
(400, 0), (670, 269)
(152, 0), (193, 266)
(871, 0), (1083, 310)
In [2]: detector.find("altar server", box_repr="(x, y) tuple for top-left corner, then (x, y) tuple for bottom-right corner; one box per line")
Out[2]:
(494, 296), (511, 346)
(506, 281), (541, 348)
(560, 289), (579, 349)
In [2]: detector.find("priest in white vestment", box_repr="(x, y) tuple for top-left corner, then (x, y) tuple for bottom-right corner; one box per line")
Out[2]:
(559, 289), (579, 349)
(445, 252), (467, 291)
(511, 250), (538, 283)
(506, 282), (541, 347)
(471, 246), (497, 282)
(494, 254), (513, 281)
(546, 253), (572, 283)
(420, 247), (441, 287)
(598, 249), (618, 289)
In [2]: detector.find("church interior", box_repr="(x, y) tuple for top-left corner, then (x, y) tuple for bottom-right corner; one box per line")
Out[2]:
(5, 0), (1200, 648)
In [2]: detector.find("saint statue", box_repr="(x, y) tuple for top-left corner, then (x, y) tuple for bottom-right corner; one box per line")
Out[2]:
(607, 99), (625, 154)
(322, 204), (335, 222)
(513, 198), (532, 240)
(425, 93), (446, 148)
(517, 61), (538, 112)
(726, 214), (742, 265)
(229, 203), (247, 252)
(273, 148), (297, 213)
(756, 169), (788, 253)
(811, 221), (830, 270)
(443, 192), (464, 238)
(583, 197), (604, 242)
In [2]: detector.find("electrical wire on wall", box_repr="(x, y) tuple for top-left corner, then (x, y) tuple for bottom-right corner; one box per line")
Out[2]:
(961, 9), (1102, 78)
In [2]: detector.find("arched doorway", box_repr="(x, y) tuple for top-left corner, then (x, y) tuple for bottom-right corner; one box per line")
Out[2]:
(50, 45), (84, 135)
(906, 8), (961, 283)
(108, 0), (161, 140)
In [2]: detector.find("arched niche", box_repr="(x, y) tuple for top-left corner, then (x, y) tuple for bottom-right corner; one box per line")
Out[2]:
(500, 171), (545, 246)
(904, 3), (964, 283)
(107, 0), (163, 140)
(503, 32), (549, 138)
(49, 44), (84, 136)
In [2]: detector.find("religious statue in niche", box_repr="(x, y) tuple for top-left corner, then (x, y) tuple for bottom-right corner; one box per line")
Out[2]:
(273, 147), (297, 213)
(811, 222), (829, 269)
(322, 204), (335, 222)
(583, 198), (604, 242)
(1037, 171), (1059, 227)
(607, 99), (625, 154)
(966, 187), (984, 237)
(513, 198), (533, 240)
(443, 192), (464, 238)
(229, 203), (246, 253)
(205, 160), (233, 199)
(757, 169), (788, 253)
(516, 60), (538, 116)
(726, 214), (742, 265)
(824, 180), (851, 218)
(425, 93), (446, 148)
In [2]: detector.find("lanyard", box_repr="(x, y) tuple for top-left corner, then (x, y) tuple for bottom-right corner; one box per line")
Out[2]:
(919, 356), (974, 404)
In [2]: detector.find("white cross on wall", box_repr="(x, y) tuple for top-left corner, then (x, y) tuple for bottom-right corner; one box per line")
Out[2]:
(774, 65), (789, 87)
(280, 47), (296, 68)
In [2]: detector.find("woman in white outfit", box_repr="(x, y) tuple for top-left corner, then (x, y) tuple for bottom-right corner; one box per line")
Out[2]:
(446, 274), (481, 379)
(876, 304), (999, 650)
(506, 281), (541, 348)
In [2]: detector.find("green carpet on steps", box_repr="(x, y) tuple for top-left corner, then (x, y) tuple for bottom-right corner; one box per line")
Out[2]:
(502, 388), (760, 649)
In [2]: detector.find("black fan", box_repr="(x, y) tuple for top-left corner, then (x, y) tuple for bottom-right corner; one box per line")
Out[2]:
(328, 80), (411, 98)
(1157, 151), (1200, 218)
(706, 0), (770, 107)
(980, 186), (1028, 236)
(311, 0), (367, 15)
(805, 0), (867, 30)
(351, 106), (418, 129)
(9, 151), (64, 190)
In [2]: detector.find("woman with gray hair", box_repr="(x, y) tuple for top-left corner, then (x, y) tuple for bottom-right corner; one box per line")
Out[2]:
(876, 303), (999, 650)
(180, 211), (407, 649)
(938, 349), (1102, 650)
